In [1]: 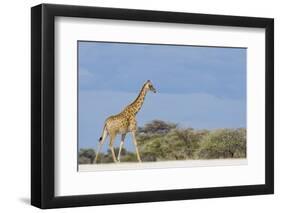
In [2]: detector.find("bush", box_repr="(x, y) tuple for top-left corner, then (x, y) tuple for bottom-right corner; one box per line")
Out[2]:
(78, 120), (246, 164)
(196, 128), (246, 159)
(79, 156), (91, 164)
(79, 149), (96, 164)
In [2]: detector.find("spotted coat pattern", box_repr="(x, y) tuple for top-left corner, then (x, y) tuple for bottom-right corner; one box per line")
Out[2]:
(94, 80), (156, 163)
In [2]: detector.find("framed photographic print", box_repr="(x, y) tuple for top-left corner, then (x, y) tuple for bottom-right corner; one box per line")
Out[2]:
(31, 3), (274, 209)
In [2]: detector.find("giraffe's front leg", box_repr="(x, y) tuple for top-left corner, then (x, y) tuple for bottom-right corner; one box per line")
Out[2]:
(131, 131), (142, 163)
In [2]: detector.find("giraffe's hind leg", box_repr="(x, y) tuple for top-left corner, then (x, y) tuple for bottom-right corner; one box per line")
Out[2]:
(94, 129), (108, 164)
(117, 134), (126, 162)
(109, 135), (118, 163)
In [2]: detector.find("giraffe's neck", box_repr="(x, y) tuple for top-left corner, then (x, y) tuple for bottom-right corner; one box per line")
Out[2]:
(127, 85), (148, 115)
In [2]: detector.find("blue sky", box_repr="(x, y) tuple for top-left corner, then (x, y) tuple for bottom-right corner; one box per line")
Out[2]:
(78, 41), (246, 151)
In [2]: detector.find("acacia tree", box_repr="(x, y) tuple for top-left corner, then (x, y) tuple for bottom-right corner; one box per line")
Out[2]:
(196, 128), (246, 159)
(174, 128), (209, 159)
(138, 120), (177, 135)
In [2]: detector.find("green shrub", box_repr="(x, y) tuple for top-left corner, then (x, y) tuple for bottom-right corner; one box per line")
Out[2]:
(78, 120), (246, 164)
(196, 128), (246, 159)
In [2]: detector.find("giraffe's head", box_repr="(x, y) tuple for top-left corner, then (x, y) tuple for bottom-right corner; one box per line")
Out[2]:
(144, 80), (156, 93)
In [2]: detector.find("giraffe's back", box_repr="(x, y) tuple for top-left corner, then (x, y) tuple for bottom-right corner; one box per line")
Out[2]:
(105, 113), (130, 135)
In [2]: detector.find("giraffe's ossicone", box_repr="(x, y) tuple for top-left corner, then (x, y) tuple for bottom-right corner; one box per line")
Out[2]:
(94, 80), (157, 163)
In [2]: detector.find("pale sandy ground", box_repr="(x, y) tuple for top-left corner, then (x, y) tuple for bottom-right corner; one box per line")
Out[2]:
(79, 159), (247, 172)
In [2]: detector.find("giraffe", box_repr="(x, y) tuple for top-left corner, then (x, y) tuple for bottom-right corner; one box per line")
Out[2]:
(94, 80), (156, 163)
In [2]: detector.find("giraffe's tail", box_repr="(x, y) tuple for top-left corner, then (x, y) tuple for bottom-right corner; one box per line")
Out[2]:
(98, 124), (107, 143)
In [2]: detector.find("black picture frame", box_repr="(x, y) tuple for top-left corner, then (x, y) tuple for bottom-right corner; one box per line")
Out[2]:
(31, 3), (274, 209)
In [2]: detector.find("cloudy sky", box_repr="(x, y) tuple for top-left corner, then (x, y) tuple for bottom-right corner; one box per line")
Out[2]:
(78, 41), (246, 151)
